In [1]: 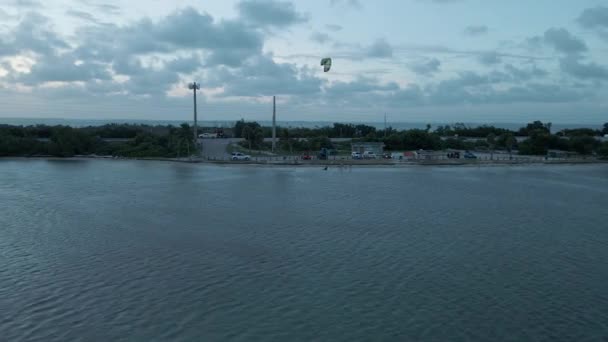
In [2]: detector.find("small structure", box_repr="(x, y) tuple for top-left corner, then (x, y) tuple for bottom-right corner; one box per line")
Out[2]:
(547, 150), (579, 159)
(414, 150), (446, 160)
(351, 142), (385, 156)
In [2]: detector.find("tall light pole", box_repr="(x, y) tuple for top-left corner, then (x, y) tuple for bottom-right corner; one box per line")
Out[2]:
(188, 82), (200, 145)
(272, 96), (276, 152)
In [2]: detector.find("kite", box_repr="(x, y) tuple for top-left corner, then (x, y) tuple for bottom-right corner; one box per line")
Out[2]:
(320, 58), (332, 72)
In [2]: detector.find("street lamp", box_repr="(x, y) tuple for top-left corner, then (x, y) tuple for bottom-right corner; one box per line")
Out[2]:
(188, 82), (200, 145)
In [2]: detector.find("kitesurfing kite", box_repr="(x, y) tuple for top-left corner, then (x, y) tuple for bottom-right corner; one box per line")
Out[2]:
(320, 57), (332, 72)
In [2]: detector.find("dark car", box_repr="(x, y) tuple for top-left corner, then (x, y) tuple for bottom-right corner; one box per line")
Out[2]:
(464, 151), (477, 159)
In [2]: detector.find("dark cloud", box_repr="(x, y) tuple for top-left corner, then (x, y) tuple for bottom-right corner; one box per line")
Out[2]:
(208, 55), (323, 97)
(409, 58), (441, 75)
(0, 12), (69, 57)
(542, 28), (588, 55)
(464, 25), (488, 36)
(15, 54), (111, 85)
(237, 0), (308, 28)
(166, 55), (204, 74)
(2, 7), (271, 97)
(310, 31), (331, 44)
(524, 36), (544, 51)
(366, 39), (393, 58)
(559, 56), (608, 80)
(577, 6), (608, 29)
(387, 86), (425, 106)
(325, 24), (343, 32)
(326, 77), (399, 96)
(479, 84), (588, 104)
(73, 7), (263, 67)
(478, 52), (502, 66)
(504, 64), (547, 82)
(428, 71), (587, 105)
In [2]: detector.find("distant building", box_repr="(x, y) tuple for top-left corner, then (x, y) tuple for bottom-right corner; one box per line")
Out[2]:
(413, 150), (446, 160)
(547, 150), (579, 158)
(351, 142), (385, 155)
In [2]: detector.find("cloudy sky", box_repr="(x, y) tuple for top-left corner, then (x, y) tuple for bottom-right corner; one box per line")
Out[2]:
(1, 0), (607, 123)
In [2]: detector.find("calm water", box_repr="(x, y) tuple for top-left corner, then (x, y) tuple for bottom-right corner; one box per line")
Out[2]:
(1, 160), (608, 342)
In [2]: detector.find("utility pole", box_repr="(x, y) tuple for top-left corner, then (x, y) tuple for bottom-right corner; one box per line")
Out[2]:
(188, 82), (200, 146)
(272, 96), (276, 152)
(384, 113), (387, 137)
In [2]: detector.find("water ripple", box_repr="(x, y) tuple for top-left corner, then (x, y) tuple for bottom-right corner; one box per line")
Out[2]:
(1, 161), (608, 341)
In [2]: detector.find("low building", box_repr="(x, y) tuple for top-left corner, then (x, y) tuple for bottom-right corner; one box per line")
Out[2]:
(547, 150), (579, 158)
(413, 150), (446, 160)
(351, 142), (385, 155)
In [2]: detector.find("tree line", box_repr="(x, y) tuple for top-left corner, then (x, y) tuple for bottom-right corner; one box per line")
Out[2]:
(2, 121), (608, 158)
(0, 123), (197, 158)
(234, 120), (608, 157)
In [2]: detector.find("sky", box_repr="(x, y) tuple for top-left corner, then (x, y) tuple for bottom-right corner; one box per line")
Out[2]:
(1, 0), (607, 124)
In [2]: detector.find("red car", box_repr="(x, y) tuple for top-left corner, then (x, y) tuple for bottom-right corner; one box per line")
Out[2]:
(301, 154), (312, 160)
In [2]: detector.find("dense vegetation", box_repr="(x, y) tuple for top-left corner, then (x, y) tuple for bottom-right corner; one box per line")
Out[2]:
(238, 120), (606, 157)
(2, 121), (607, 158)
(0, 123), (197, 158)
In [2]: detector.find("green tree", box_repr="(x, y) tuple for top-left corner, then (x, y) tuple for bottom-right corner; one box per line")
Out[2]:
(505, 133), (516, 159)
(242, 125), (253, 150)
(401, 129), (441, 150)
(441, 138), (465, 150)
(518, 130), (550, 155)
(598, 141), (608, 158)
(569, 135), (599, 155)
(518, 121), (550, 136)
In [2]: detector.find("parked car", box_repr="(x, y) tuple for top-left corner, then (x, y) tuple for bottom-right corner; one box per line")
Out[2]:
(382, 153), (392, 159)
(447, 151), (461, 159)
(363, 151), (377, 159)
(301, 153), (312, 160)
(231, 152), (251, 161)
(463, 151), (477, 159)
(199, 133), (218, 139)
(351, 152), (362, 159)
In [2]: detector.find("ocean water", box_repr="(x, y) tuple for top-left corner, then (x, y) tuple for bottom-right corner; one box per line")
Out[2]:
(0, 117), (603, 132)
(1, 160), (608, 341)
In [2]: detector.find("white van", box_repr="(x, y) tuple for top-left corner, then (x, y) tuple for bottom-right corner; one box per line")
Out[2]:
(363, 151), (377, 159)
(198, 133), (218, 139)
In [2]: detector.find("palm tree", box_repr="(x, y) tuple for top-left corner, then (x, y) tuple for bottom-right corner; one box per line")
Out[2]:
(505, 133), (516, 160)
(242, 125), (252, 151)
(487, 133), (496, 160)
(177, 123), (192, 157)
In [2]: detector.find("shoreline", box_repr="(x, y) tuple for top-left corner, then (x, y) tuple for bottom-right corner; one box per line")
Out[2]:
(2, 155), (607, 168)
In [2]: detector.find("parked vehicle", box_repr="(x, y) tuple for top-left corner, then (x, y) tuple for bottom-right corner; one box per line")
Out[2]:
(447, 151), (461, 159)
(301, 153), (312, 160)
(199, 133), (218, 139)
(351, 152), (362, 159)
(231, 152), (251, 161)
(463, 151), (477, 159)
(382, 153), (392, 159)
(363, 151), (377, 159)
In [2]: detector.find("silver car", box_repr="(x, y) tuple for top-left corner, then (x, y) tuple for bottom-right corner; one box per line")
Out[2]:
(231, 152), (251, 161)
